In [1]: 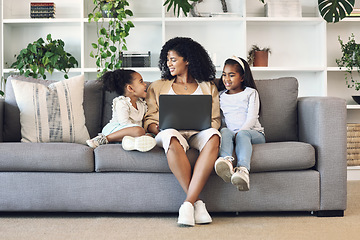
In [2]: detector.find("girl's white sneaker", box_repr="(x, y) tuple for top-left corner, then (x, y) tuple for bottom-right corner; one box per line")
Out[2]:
(122, 135), (156, 152)
(231, 167), (250, 191)
(214, 156), (235, 182)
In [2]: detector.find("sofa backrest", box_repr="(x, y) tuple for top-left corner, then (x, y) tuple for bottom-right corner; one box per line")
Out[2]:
(3, 76), (104, 141)
(102, 78), (298, 143)
(3, 76), (298, 143)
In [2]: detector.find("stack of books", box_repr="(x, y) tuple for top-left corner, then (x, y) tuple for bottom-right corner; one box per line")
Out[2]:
(265, 0), (302, 18)
(30, 2), (56, 18)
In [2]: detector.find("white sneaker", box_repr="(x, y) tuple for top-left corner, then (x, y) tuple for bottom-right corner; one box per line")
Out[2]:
(86, 133), (108, 148)
(122, 135), (156, 152)
(231, 167), (250, 191)
(177, 201), (195, 227)
(214, 156), (235, 182)
(194, 200), (212, 224)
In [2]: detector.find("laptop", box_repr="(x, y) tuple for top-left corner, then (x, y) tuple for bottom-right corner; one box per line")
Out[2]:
(159, 95), (212, 131)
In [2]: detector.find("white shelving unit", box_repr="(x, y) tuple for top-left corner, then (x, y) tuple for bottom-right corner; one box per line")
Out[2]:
(1, 0), (360, 177)
(0, 0), (325, 92)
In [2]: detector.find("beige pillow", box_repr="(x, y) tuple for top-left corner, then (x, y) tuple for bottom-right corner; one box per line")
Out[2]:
(12, 75), (90, 144)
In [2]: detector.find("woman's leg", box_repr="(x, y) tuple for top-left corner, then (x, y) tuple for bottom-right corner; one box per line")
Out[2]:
(156, 129), (191, 194)
(166, 137), (192, 194)
(186, 129), (221, 204)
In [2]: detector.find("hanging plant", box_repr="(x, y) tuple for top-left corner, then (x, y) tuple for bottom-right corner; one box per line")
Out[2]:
(10, 34), (78, 80)
(88, 0), (134, 77)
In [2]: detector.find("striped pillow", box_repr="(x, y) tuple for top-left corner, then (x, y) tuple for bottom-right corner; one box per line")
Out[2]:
(11, 75), (90, 144)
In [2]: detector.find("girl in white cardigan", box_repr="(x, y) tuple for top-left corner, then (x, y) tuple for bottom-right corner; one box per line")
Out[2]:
(86, 69), (156, 152)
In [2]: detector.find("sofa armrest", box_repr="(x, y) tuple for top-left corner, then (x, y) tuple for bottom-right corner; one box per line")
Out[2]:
(0, 98), (4, 142)
(298, 96), (347, 211)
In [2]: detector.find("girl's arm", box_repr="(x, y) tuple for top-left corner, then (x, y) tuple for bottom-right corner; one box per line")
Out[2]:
(239, 90), (260, 131)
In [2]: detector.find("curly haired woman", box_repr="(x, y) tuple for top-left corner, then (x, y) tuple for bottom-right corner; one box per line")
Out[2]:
(144, 37), (221, 227)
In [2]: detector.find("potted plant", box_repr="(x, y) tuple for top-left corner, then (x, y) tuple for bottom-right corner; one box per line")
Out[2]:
(10, 34), (78, 80)
(247, 45), (271, 67)
(336, 33), (360, 103)
(88, 0), (134, 77)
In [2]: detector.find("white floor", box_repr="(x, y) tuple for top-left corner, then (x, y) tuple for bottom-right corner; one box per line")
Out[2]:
(347, 166), (360, 181)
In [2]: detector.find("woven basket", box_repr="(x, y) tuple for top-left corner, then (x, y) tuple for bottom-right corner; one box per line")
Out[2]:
(347, 123), (360, 166)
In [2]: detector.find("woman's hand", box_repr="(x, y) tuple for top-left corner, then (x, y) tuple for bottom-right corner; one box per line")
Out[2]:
(148, 123), (160, 136)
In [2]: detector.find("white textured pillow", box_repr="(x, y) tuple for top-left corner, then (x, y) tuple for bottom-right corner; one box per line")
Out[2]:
(12, 75), (90, 144)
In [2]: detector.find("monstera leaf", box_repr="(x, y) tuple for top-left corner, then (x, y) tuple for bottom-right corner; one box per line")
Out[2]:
(318, 0), (355, 23)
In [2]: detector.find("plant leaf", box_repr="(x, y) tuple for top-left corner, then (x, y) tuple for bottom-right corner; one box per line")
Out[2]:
(318, 0), (355, 23)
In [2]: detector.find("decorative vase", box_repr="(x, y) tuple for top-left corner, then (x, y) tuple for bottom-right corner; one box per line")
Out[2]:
(253, 51), (269, 67)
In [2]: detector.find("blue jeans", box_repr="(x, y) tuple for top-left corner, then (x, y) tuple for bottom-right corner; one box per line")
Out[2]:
(219, 128), (265, 171)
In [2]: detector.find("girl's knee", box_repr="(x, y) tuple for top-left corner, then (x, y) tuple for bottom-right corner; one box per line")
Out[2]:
(133, 126), (146, 136)
(236, 130), (251, 138)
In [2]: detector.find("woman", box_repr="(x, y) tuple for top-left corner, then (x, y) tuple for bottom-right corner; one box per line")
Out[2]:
(144, 37), (221, 227)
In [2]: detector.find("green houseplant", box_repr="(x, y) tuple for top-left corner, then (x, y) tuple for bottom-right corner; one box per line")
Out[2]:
(336, 33), (360, 91)
(88, 0), (134, 77)
(164, 0), (198, 17)
(247, 45), (271, 67)
(10, 34), (78, 80)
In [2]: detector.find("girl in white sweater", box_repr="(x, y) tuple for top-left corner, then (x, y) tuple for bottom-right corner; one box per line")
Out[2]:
(215, 56), (265, 191)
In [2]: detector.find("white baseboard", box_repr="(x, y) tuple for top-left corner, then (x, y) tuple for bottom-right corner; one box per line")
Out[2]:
(347, 166), (360, 181)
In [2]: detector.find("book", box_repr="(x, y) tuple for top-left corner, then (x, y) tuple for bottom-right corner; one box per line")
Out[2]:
(30, 2), (56, 18)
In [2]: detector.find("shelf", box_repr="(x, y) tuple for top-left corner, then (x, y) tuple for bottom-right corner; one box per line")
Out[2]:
(347, 105), (360, 109)
(3, 18), (82, 24)
(246, 17), (323, 23)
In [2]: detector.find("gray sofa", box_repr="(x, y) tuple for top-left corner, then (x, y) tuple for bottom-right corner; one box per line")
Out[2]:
(0, 76), (347, 217)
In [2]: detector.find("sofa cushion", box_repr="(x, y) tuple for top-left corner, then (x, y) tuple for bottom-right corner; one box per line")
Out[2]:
(250, 142), (315, 172)
(0, 143), (94, 172)
(11, 75), (90, 144)
(94, 144), (199, 173)
(94, 141), (315, 173)
(255, 77), (298, 142)
(3, 76), (103, 142)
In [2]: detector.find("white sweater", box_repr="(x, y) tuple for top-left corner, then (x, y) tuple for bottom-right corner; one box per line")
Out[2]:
(220, 87), (264, 134)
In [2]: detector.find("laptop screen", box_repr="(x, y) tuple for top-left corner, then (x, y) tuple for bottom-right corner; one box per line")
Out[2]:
(159, 95), (212, 131)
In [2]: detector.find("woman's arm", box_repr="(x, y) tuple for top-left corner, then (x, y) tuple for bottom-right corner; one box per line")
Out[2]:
(144, 82), (160, 133)
(210, 83), (221, 130)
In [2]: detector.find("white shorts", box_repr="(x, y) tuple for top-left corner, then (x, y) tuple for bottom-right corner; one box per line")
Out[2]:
(102, 122), (141, 136)
(155, 128), (221, 153)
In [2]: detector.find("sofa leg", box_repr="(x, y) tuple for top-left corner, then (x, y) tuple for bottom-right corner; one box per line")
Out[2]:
(315, 210), (344, 217)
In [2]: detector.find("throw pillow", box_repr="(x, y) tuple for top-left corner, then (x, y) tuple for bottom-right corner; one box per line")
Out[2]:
(11, 75), (90, 144)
